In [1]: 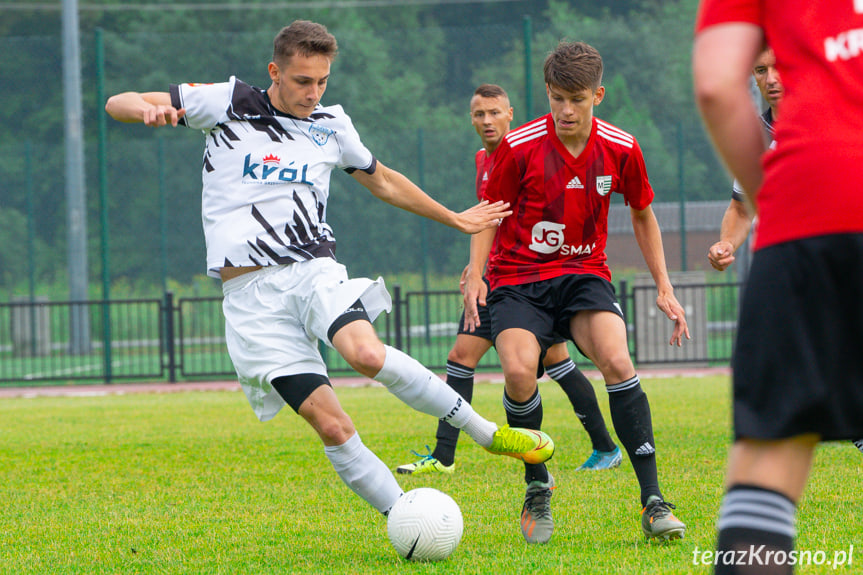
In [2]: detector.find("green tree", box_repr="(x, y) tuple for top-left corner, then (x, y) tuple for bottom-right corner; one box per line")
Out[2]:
(0, 0), (727, 295)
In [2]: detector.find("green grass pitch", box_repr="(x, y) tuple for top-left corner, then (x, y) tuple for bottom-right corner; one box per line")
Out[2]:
(0, 375), (859, 574)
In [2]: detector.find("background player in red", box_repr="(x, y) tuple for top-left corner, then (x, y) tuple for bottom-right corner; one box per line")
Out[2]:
(397, 84), (619, 476)
(695, 2), (863, 573)
(464, 42), (689, 544)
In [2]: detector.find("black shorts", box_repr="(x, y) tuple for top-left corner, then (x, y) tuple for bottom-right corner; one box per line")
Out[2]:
(457, 278), (566, 346)
(487, 274), (622, 354)
(457, 278), (494, 341)
(733, 233), (863, 441)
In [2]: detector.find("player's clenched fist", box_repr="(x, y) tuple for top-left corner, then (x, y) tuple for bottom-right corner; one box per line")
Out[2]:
(143, 105), (186, 127)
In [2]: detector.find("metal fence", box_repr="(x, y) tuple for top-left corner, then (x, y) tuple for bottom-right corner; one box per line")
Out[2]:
(0, 297), (163, 384)
(0, 281), (741, 387)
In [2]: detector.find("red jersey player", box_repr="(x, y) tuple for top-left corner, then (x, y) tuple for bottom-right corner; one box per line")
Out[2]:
(695, 2), (863, 573)
(464, 41), (689, 544)
(396, 85), (618, 479)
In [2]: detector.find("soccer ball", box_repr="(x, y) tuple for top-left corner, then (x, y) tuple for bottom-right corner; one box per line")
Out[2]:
(386, 487), (463, 561)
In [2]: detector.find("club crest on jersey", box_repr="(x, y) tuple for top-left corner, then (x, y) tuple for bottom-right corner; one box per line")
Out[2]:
(309, 123), (335, 146)
(595, 175), (613, 196)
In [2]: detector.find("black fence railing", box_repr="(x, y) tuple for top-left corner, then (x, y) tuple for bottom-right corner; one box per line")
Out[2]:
(0, 281), (741, 386)
(0, 297), (164, 384)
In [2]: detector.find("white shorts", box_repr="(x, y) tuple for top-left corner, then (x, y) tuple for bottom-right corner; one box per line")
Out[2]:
(221, 258), (392, 421)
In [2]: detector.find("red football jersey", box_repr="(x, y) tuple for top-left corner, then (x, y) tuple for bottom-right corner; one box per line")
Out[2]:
(483, 114), (654, 290)
(696, 0), (863, 249)
(474, 147), (495, 202)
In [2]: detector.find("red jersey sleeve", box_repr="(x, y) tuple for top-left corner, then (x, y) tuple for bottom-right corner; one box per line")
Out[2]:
(474, 148), (486, 202)
(482, 139), (520, 205)
(695, 0), (761, 33)
(619, 139), (654, 211)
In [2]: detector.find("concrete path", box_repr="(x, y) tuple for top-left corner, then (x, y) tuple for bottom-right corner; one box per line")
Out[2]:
(0, 366), (730, 399)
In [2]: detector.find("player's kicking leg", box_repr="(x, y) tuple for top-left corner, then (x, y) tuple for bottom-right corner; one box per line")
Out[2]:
(332, 318), (554, 465)
(397, 332), (492, 475)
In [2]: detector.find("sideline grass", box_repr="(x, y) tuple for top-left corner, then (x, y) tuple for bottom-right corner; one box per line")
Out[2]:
(0, 376), (859, 574)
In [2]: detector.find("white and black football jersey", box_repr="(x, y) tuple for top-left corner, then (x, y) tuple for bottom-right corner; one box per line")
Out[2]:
(170, 76), (376, 277)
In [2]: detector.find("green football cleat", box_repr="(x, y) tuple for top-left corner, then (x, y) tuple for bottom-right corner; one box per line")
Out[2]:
(395, 447), (455, 475)
(520, 474), (555, 544)
(641, 495), (686, 541)
(484, 425), (555, 464)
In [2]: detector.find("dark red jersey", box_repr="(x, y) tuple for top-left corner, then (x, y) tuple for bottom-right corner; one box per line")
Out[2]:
(696, 0), (863, 249)
(482, 114), (654, 290)
(474, 147), (496, 202)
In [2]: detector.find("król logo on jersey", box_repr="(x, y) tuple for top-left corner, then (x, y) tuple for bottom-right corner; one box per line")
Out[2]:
(309, 123), (335, 146)
(242, 153), (313, 185)
(529, 220), (597, 256)
(595, 175), (613, 196)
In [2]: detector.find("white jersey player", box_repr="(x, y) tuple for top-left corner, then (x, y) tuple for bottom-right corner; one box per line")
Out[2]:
(105, 20), (554, 524)
(172, 76), (372, 277)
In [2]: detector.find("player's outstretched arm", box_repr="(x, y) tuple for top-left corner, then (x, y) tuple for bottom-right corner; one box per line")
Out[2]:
(352, 162), (511, 233)
(630, 205), (690, 346)
(462, 228), (495, 333)
(708, 199), (754, 271)
(105, 91), (185, 127)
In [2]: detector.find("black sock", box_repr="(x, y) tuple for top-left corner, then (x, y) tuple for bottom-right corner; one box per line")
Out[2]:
(430, 361), (474, 466)
(503, 388), (548, 484)
(607, 376), (660, 506)
(545, 359), (616, 452)
(714, 485), (796, 575)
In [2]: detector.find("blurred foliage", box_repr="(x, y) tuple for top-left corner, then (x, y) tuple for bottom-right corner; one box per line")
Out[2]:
(0, 0), (730, 299)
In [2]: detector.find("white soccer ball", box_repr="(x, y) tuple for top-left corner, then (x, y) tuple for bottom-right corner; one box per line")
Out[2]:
(386, 487), (463, 561)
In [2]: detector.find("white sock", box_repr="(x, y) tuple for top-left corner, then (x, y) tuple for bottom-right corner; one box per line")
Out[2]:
(460, 413), (497, 447)
(324, 432), (403, 515)
(375, 346), (497, 446)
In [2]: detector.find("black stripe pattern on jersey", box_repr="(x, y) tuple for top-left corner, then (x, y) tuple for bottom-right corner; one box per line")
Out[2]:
(247, 200), (335, 265)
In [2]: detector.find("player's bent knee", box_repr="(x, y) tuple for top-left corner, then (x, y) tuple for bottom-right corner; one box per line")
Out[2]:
(502, 365), (540, 401)
(447, 334), (491, 367)
(314, 414), (356, 446)
(501, 358), (539, 384)
(447, 347), (482, 368)
(595, 352), (635, 382)
(343, 338), (387, 377)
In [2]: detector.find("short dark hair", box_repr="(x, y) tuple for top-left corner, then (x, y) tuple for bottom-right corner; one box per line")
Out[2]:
(273, 20), (338, 67)
(473, 83), (509, 100)
(543, 41), (603, 92)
